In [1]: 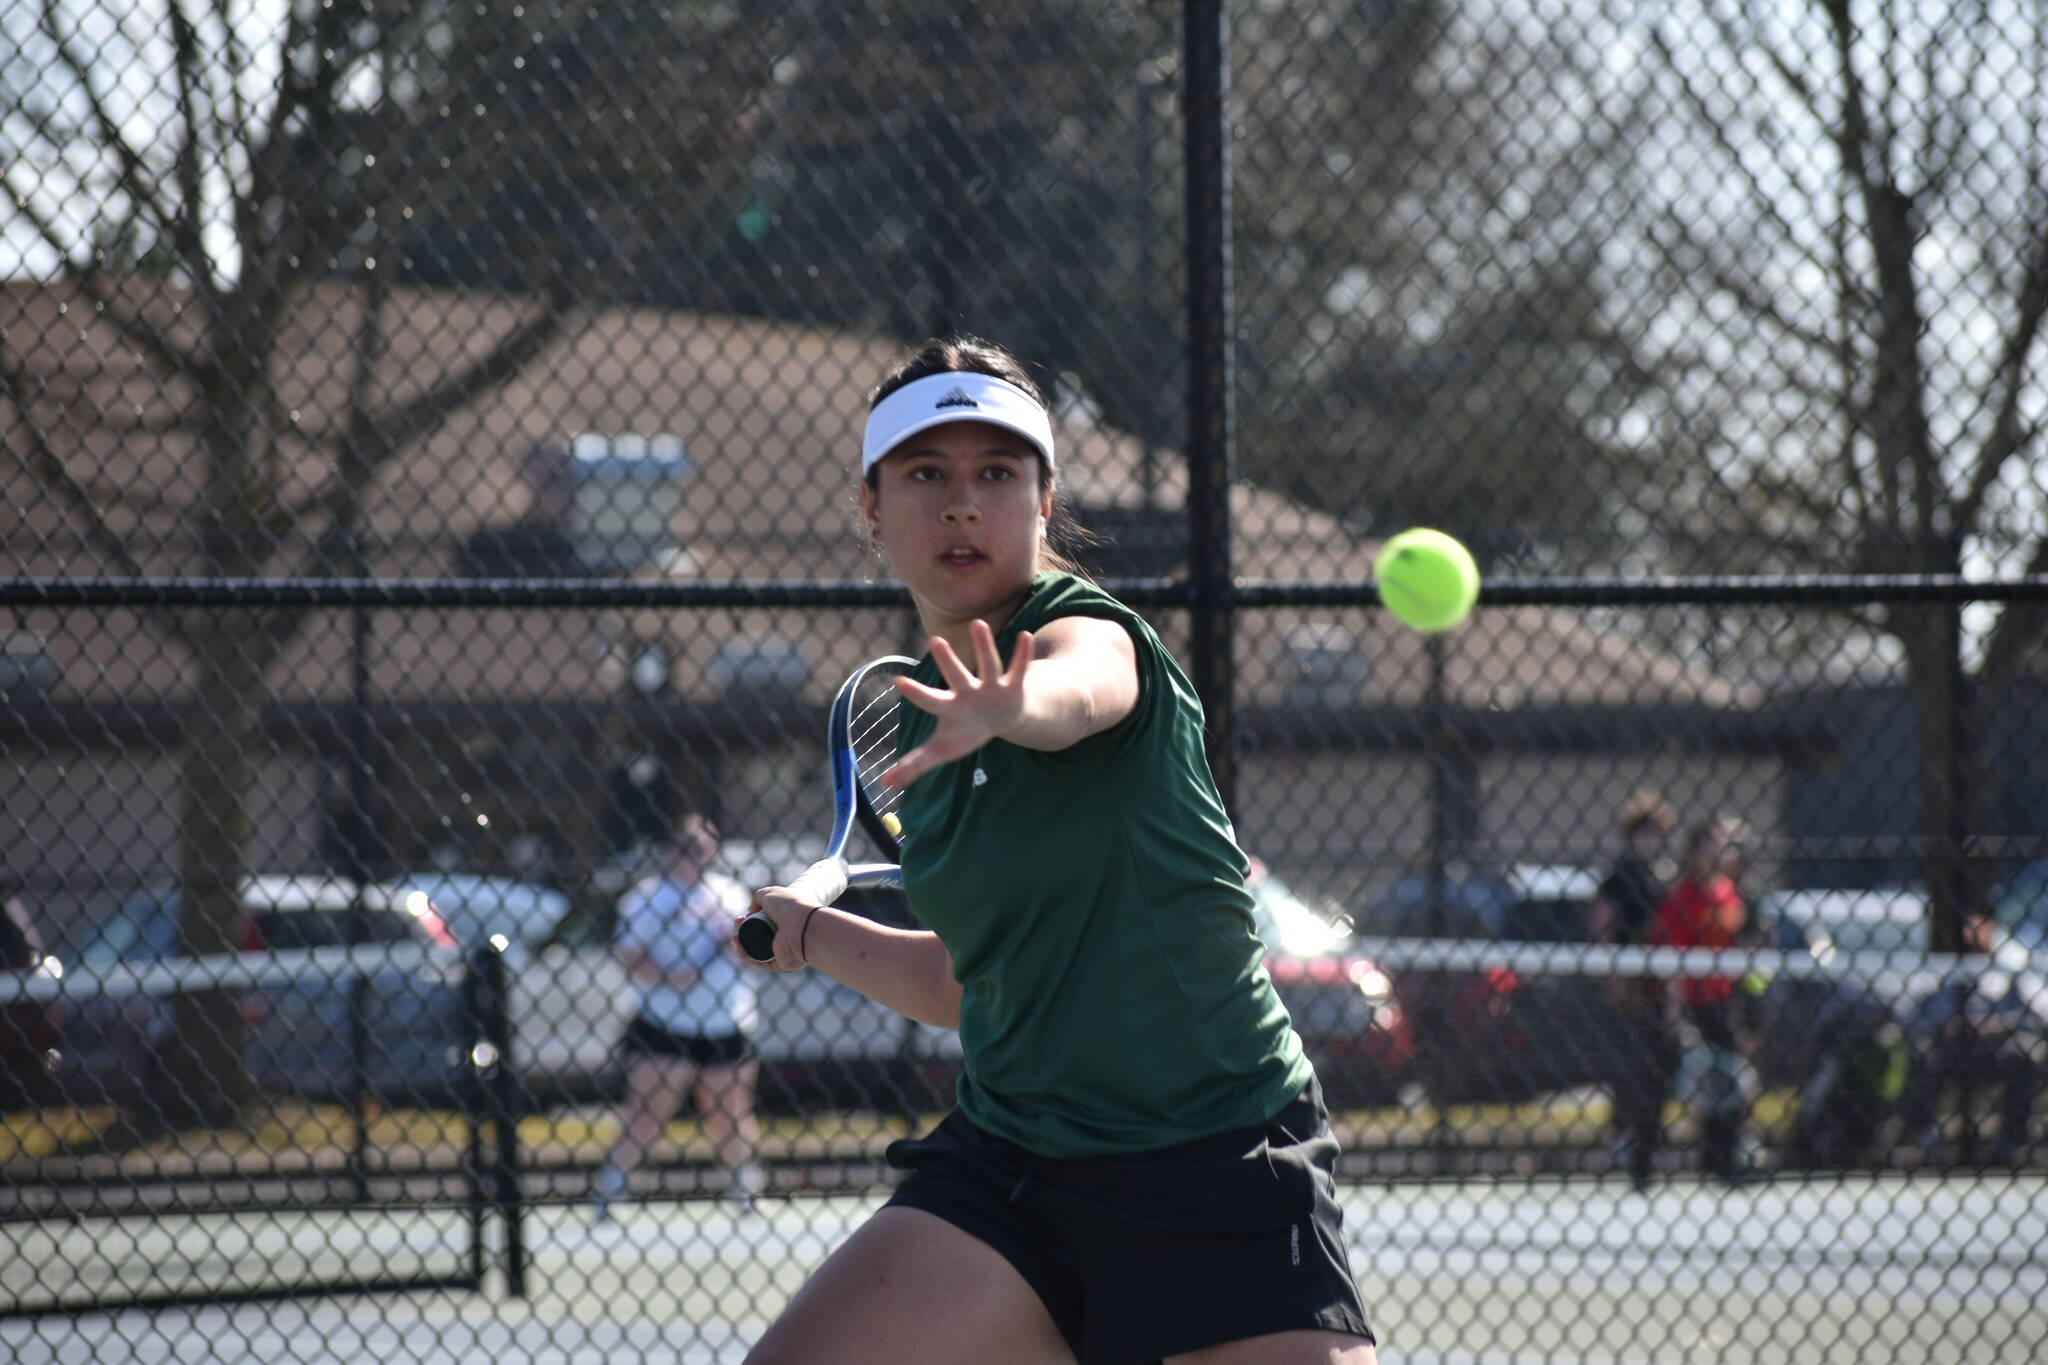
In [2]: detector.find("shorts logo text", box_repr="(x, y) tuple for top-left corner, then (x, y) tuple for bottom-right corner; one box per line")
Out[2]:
(1289, 1223), (1301, 1266)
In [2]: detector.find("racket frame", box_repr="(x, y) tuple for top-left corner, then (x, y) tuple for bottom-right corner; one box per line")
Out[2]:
(737, 655), (916, 961)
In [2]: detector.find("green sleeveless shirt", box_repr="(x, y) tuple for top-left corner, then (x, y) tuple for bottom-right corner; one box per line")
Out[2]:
(895, 572), (1312, 1157)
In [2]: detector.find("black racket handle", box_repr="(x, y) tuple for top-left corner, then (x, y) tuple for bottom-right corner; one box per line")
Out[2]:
(737, 912), (778, 963)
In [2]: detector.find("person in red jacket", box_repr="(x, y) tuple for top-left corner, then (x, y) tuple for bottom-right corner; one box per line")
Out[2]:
(1649, 816), (1753, 1183)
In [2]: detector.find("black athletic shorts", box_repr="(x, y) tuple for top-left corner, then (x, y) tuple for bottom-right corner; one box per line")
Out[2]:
(883, 1076), (1375, 1364)
(619, 1016), (752, 1066)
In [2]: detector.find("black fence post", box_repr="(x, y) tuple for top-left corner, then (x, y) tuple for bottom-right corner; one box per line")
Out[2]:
(478, 939), (526, 1299)
(462, 943), (490, 1288)
(460, 938), (525, 1297)
(1182, 0), (1238, 814)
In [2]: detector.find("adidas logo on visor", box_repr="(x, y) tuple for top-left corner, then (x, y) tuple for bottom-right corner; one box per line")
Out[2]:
(861, 371), (1054, 475)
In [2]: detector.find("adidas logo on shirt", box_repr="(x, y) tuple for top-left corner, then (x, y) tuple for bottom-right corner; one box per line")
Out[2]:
(935, 386), (979, 410)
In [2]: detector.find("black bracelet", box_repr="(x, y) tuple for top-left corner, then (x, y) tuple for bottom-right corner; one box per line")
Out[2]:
(799, 905), (821, 965)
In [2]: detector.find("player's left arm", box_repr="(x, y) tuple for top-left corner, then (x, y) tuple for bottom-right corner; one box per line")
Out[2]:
(1002, 614), (1140, 750)
(884, 615), (1138, 788)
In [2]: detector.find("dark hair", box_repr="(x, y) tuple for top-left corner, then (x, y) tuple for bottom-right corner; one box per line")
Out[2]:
(1682, 815), (1747, 868)
(863, 335), (1098, 579)
(665, 812), (719, 861)
(868, 334), (1045, 410)
(1618, 789), (1676, 836)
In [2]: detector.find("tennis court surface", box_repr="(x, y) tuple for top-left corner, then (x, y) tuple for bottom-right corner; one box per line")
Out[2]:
(7, 1172), (2042, 1363)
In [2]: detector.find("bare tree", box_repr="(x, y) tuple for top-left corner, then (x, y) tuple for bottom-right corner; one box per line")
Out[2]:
(1, 0), (761, 1125)
(1615, 0), (2048, 945)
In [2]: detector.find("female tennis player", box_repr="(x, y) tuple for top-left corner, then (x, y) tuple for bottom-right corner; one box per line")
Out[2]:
(737, 337), (1377, 1365)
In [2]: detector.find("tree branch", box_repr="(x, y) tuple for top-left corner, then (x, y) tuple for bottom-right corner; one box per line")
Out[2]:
(0, 342), (152, 581)
(1646, 23), (1845, 345)
(1654, 208), (1844, 356)
(38, 2), (156, 205)
(231, 2), (335, 304)
(272, 289), (577, 578)
(165, 3), (215, 284)
(1959, 203), (2048, 527)
(0, 148), (213, 389)
(1821, 172), (1875, 534)
(1718, 2), (1821, 125)
(209, 0), (258, 164)
(1977, 534), (2048, 688)
(71, 274), (213, 393)
(1819, 0), (1941, 544)
(362, 292), (576, 458)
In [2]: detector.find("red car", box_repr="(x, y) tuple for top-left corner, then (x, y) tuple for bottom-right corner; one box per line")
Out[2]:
(1, 902), (61, 1111)
(1, 979), (61, 1111)
(1364, 864), (1615, 1107)
(1248, 861), (1414, 1109)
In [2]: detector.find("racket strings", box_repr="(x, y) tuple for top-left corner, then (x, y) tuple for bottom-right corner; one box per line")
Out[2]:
(848, 682), (905, 820)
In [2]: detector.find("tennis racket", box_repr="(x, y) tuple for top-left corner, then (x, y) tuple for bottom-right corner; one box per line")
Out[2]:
(737, 655), (916, 962)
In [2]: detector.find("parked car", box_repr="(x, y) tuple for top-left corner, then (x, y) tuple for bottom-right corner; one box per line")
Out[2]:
(1996, 860), (2048, 947)
(57, 875), (471, 1112)
(1361, 864), (1615, 1106)
(391, 872), (572, 950)
(376, 872), (637, 1107)
(1, 958), (63, 1113)
(1759, 886), (2048, 1031)
(1759, 887), (2048, 1166)
(1245, 860), (1411, 1109)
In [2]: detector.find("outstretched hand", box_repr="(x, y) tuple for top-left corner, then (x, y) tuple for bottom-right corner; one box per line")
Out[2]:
(880, 619), (1032, 790)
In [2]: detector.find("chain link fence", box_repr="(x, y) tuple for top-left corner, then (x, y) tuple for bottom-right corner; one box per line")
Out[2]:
(4, 1), (2048, 1360)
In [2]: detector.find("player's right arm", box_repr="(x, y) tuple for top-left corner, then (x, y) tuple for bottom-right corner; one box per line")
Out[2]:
(745, 888), (962, 1031)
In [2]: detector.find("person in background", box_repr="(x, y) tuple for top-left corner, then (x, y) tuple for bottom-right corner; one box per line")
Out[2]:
(1587, 790), (1679, 1190)
(591, 813), (763, 1219)
(1649, 815), (1754, 1185)
(1587, 790), (1676, 948)
(1894, 911), (2045, 1167)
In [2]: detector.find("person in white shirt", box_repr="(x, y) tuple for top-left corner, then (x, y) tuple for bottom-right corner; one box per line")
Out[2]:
(592, 814), (763, 1217)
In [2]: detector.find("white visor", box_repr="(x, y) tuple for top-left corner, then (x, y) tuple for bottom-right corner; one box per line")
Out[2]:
(861, 371), (1055, 475)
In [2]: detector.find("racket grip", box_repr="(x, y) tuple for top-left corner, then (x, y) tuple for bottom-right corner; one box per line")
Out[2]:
(786, 857), (850, 909)
(737, 858), (850, 964)
(736, 913), (778, 963)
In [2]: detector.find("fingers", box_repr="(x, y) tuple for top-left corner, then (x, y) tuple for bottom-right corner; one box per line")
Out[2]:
(970, 617), (1005, 683)
(892, 673), (951, 715)
(926, 621), (1029, 695)
(881, 622), (1035, 790)
(735, 890), (810, 972)
(929, 634), (975, 691)
(880, 735), (962, 789)
(1002, 629), (1033, 686)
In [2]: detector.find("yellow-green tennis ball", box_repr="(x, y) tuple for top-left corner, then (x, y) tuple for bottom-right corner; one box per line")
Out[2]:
(1374, 528), (1480, 633)
(881, 812), (903, 837)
